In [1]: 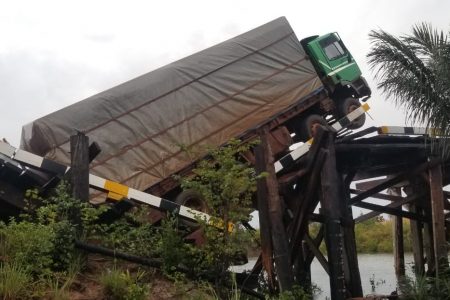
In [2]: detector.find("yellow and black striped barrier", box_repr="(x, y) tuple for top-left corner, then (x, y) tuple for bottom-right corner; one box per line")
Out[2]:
(0, 141), (233, 232)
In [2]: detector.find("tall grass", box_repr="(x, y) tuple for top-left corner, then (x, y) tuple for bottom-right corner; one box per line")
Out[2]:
(0, 262), (32, 300)
(399, 275), (450, 299)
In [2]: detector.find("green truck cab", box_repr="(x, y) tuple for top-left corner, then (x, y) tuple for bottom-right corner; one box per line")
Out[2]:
(296, 33), (371, 134)
(302, 32), (371, 100)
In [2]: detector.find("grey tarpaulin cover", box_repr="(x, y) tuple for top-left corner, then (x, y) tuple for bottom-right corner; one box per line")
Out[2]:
(21, 16), (323, 195)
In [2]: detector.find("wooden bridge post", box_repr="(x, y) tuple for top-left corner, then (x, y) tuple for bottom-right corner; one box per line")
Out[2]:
(70, 131), (90, 202)
(254, 141), (276, 291)
(389, 187), (405, 278)
(256, 128), (293, 292)
(408, 202), (425, 276)
(428, 160), (448, 275)
(341, 176), (363, 298)
(320, 130), (346, 300)
(70, 131), (90, 234)
(423, 221), (436, 274)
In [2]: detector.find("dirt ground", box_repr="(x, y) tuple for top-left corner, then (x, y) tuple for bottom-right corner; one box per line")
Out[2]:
(64, 254), (215, 300)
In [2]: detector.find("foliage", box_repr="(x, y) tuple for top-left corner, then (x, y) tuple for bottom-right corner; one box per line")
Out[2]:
(273, 285), (311, 300)
(24, 181), (106, 239)
(93, 207), (158, 258)
(0, 181), (112, 297)
(0, 262), (32, 300)
(19, 182), (108, 272)
(100, 268), (149, 300)
(178, 139), (259, 292)
(309, 216), (413, 254)
(180, 139), (259, 224)
(399, 274), (450, 299)
(355, 216), (412, 253)
(157, 215), (190, 274)
(0, 220), (56, 275)
(368, 23), (450, 155)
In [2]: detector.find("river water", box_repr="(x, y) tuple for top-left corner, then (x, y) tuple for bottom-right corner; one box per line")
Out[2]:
(232, 253), (415, 299)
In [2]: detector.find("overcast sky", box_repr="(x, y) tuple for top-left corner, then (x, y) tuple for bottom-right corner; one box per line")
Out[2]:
(0, 0), (449, 146)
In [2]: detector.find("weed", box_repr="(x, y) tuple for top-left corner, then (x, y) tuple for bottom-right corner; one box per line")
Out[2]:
(45, 275), (73, 300)
(100, 268), (149, 300)
(0, 262), (32, 299)
(398, 273), (450, 300)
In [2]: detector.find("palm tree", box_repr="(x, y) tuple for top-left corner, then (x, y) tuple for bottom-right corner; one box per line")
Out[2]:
(367, 23), (450, 156)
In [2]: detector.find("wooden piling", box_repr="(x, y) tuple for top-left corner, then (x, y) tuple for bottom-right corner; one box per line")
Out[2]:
(408, 203), (425, 276)
(257, 129), (294, 291)
(293, 242), (310, 289)
(254, 142), (276, 291)
(423, 221), (436, 274)
(389, 187), (405, 278)
(320, 131), (346, 300)
(69, 131), (90, 233)
(341, 178), (363, 298)
(70, 131), (90, 202)
(428, 161), (449, 275)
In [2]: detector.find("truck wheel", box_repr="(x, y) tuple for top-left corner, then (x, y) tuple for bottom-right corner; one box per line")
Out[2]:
(337, 97), (366, 129)
(296, 114), (327, 141)
(175, 190), (208, 213)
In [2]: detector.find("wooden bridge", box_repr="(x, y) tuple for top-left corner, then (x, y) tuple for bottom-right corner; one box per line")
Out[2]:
(253, 125), (449, 299)
(1, 122), (449, 299)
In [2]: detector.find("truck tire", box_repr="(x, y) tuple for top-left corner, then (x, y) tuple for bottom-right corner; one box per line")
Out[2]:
(296, 114), (328, 141)
(175, 189), (208, 213)
(337, 97), (366, 130)
(175, 190), (209, 228)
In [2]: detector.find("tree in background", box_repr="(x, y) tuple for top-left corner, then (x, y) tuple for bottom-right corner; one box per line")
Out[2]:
(368, 23), (450, 155)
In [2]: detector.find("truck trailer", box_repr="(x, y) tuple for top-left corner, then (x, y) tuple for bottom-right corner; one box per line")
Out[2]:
(20, 17), (370, 203)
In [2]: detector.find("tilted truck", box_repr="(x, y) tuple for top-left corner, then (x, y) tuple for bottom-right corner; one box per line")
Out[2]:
(20, 17), (370, 206)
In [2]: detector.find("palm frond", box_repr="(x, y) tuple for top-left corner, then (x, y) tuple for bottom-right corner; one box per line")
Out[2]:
(406, 23), (447, 57)
(367, 24), (450, 157)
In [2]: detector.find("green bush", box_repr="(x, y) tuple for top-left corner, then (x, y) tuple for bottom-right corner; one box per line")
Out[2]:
(0, 220), (55, 275)
(158, 216), (190, 274)
(275, 285), (311, 300)
(94, 210), (158, 259)
(0, 181), (112, 300)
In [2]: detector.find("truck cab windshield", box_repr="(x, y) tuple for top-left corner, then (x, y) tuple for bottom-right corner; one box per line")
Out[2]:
(319, 35), (346, 60)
